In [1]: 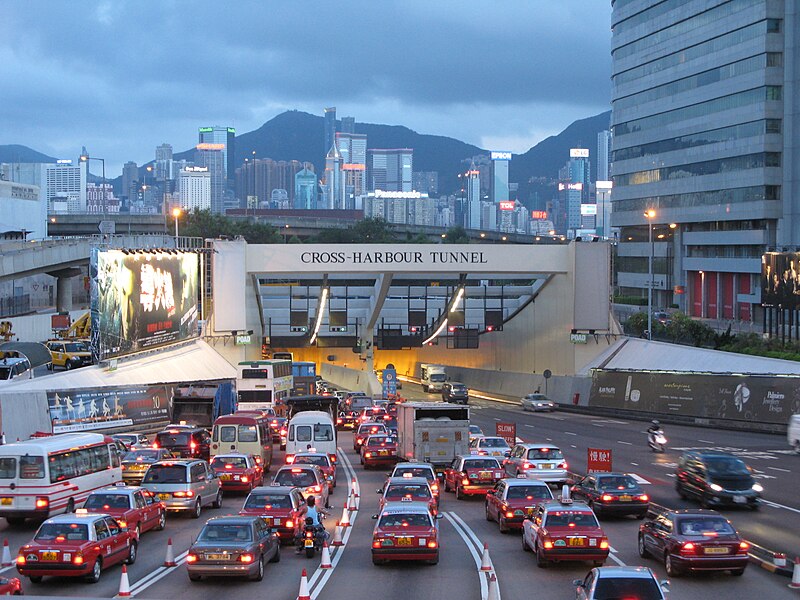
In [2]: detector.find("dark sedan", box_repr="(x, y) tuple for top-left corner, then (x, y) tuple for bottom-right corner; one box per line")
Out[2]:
(571, 473), (649, 519)
(186, 516), (280, 582)
(638, 508), (749, 577)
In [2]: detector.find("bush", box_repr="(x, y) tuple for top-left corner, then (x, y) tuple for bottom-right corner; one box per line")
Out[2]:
(614, 295), (647, 306)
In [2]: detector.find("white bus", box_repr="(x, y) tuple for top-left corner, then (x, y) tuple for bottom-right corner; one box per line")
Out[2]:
(237, 360), (293, 412)
(0, 433), (122, 524)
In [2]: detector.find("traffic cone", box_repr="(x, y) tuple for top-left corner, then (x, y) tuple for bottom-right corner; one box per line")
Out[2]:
(774, 552), (787, 568)
(297, 568), (311, 600)
(320, 542), (332, 568)
(340, 507), (351, 528)
(789, 556), (800, 589)
(348, 491), (358, 511)
(351, 477), (359, 498)
(164, 537), (176, 567)
(118, 564), (131, 597)
(1, 540), (12, 567)
(487, 573), (499, 600)
(479, 542), (492, 571)
(332, 522), (344, 547)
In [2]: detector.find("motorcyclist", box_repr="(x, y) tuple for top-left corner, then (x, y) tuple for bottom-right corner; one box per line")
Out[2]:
(295, 495), (329, 553)
(646, 420), (662, 436)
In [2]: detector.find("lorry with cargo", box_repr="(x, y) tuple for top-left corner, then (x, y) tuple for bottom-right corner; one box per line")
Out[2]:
(420, 364), (447, 393)
(396, 402), (469, 470)
(172, 382), (236, 428)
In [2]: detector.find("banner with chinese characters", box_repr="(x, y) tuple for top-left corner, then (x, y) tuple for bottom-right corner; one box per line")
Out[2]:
(587, 448), (612, 473)
(47, 386), (171, 433)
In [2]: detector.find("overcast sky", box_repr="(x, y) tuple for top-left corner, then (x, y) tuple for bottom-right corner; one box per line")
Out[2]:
(1, 1), (612, 176)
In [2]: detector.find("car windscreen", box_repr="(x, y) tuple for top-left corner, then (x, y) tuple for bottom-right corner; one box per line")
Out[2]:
(244, 494), (292, 509)
(527, 448), (563, 460)
(469, 426), (483, 434)
(386, 485), (431, 498)
(704, 456), (751, 476)
(142, 465), (188, 483)
(544, 511), (598, 527)
(197, 523), (252, 543)
(35, 523), (89, 541)
(678, 517), (736, 536)
(273, 470), (316, 487)
(293, 456), (328, 467)
(430, 374), (446, 382)
(123, 450), (160, 463)
(597, 476), (638, 490)
(506, 485), (552, 500)
(463, 459), (500, 469)
(211, 456), (248, 469)
(85, 494), (131, 510)
(451, 385), (467, 391)
(64, 343), (88, 352)
(359, 425), (386, 434)
(366, 436), (392, 446)
(379, 513), (432, 527)
(156, 432), (191, 446)
(394, 467), (434, 481)
(593, 577), (662, 600)
(482, 438), (509, 448)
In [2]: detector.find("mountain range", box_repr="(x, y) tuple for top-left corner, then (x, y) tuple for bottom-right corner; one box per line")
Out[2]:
(1, 109), (611, 201)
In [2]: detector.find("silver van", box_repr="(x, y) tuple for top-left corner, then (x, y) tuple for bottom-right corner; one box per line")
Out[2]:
(789, 414), (800, 454)
(141, 459), (223, 518)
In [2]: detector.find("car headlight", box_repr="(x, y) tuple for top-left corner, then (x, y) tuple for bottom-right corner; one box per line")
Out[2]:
(752, 483), (763, 493)
(709, 483), (723, 492)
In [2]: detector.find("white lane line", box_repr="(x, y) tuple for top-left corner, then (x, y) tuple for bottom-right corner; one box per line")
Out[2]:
(761, 499), (800, 516)
(767, 466), (791, 473)
(591, 423), (605, 427)
(524, 424), (535, 429)
(630, 462), (639, 466)
(443, 512), (491, 600)
(493, 418), (501, 421)
(123, 549), (190, 597)
(0, 566), (15, 575)
(617, 441), (633, 446)
(629, 473), (651, 485)
(607, 546), (626, 567)
(565, 432), (577, 436)
(698, 439), (715, 444)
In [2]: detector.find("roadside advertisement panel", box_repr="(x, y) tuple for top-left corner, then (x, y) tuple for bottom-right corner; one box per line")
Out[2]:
(589, 370), (800, 425)
(761, 252), (800, 307)
(90, 249), (199, 360)
(587, 448), (612, 473)
(47, 386), (171, 433)
(496, 422), (516, 446)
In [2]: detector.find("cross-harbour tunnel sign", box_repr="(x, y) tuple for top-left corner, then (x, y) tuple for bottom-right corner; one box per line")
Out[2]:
(243, 243), (575, 274)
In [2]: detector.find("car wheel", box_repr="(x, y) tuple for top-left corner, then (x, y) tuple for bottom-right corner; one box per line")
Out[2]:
(134, 524), (141, 540)
(443, 478), (451, 493)
(86, 557), (102, 583)
(498, 517), (509, 534)
(65, 362), (73, 371)
(269, 544), (281, 563)
(535, 545), (548, 568)
(188, 573), (202, 582)
(731, 568), (746, 576)
(485, 503), (493, 522)
(664, 552), (681, 577)
(251, 555), (265, 581)
(125, 541), (138, 565)
(156, 512), (166, 531)
(521, 533), (531, 552)
(636, 512), (646, 520)
(212, 490), (223, 509)
(28, 576), (42, 584)
(191, 499), (202, 519)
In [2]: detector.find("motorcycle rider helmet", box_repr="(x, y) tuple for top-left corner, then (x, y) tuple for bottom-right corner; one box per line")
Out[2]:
(651, 420), (660, 426)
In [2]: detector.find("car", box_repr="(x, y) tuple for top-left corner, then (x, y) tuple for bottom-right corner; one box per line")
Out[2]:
(83, 485), (166, 538)
(383, 417), (398, 437)
(521, 393), (556, 412)
(361, 434), (398, 469)
(154, 426), (212, 461)
(141, 459), (223, 518)
(389, 463), (440, 503)
(574, 566), (669, 600)
(267, 417), (288, 444)
(186, 515), (280, 581)
(121, 448), (175, 485)
(358, 406), (387, 424)
(378, 477), (437, 515)
(290, 451), (337, 489)
(271, 465), (329, 508)
(371, 501), (440, 565)
(675, 450), (762, 509)
(336, 410), (359, 431)
(485, 478), (554, 532)
(469, 436), (511, 458)
(571, 473), (649, 519)
(210, 454), (264, 492)
(16, 511), (137, 583)
(45, 340), (92, 371)
(522, 499), (610, 568)
(239, 486), (307, 544)
(112, 433), (150, 449)
(639, 508), (749, 577)
(0, 576), (22, 595)
(504, 443), (568, 484)
(441, 382), (469, 404)
(468, 425), (484, 441)
(443, 455), (505, 499)
(354, 422), (388, 452)
(653, 311), (672, 326)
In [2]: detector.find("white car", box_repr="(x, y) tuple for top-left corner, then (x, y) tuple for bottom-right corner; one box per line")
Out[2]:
(468, 436), (511, 457)
(468, 425), (484, 441)
(521, 393), (556, 412)
(574, 566), (668, 599)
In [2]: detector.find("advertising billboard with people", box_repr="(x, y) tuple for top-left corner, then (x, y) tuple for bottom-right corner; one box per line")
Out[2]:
(90, 249), (199, 361)
(762, 251), (800, 307)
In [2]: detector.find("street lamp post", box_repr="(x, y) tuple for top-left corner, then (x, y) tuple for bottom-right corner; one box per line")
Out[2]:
(79, 153), (105, 217)
(645, 209), (656, 340)
(172, 207), (182, 246)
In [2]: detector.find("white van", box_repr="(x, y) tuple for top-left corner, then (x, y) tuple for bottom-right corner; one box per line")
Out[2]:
(788, 414), (800, 454)
(285, 410), (337, 464)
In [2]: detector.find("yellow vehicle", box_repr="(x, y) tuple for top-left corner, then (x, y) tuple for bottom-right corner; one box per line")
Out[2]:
(46, 339), (93, 370)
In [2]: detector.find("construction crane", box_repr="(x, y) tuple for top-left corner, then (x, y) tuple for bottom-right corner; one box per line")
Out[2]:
(54, 312), (91, 340)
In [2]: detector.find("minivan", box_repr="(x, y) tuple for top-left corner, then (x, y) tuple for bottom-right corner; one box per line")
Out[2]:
(285, 410), (337, 465)
(675, 450), (761, 509)
(154, 426), (212, 461)
(141, 459), (223, 518)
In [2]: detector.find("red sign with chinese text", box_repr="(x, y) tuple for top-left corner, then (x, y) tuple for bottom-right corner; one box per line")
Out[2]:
(531, 210), (548, 220)
(496, 422), (516, 446)
(587, 448), (612, 473)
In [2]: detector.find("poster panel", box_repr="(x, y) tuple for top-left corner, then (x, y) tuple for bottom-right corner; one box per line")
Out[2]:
(47, 386), (171, 433)
(496, 422), (516, 446)
(761, 252), (800, 308)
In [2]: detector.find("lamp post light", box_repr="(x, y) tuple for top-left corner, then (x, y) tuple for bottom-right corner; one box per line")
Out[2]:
(172, 207), (182, 245)
(79, 153), (105, 217)
(644, 209), (657, 340)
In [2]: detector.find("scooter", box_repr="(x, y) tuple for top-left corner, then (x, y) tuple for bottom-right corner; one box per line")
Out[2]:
(302, 517), (326, 559)
(647, 430), (667, 453)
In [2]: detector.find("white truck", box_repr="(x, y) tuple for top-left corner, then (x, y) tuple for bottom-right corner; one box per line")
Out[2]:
(420, 364), (447, 393)
(396, 402), (470, 470)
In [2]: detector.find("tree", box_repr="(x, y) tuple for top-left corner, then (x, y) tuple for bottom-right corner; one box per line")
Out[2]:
(443, 225), (470, 244)
(350, 218), (397, 243)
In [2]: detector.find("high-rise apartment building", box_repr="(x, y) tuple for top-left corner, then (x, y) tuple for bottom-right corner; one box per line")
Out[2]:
(178, 167), (211, 211)
(324, 143), (344, 209)
(294, 167), (317, 210)
(340, 116), (355, 134)
(122, 161), (138, 201)
(155, 143), (173, 181)
(611, 0), (796, 322)
(198, 126), (236, 187)
(362, 191), (434, 226)
(324, 107), (337, 158)
(336, 132), (367, 208)
(194, 146), (225, 214)
(465, 165), (481, 230)
(368, 149), (413, 192)
(235, 158), (309, 208)
(597, 130), (612, 182)
(413, 171), (439, 195)
(558, 149), (591, 234)
(45, 161), (87, 213)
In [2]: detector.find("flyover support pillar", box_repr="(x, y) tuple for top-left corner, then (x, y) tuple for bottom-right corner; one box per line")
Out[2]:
(48, 268), (84, 313)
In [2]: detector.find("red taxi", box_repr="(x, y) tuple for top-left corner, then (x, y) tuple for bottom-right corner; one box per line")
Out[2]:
(289, 451), (337, 489)
(83, 485), (166, 538)
(444, 455), (505, 499)
(485, 478), (554, 532)
(361, 435), (398, 469)
(239, 486), (307, 543)
(16, 511), (137, 583)
(354, 422), (388, 452)
(0, 576), (22, 595)
(378, 477), (437, 515)
(268, 417), (287, 445)
(390, 463), (440, 504)
(522, 499), (609, 568)
(210, 454), (264, 492)
(371, 501), (440, 565)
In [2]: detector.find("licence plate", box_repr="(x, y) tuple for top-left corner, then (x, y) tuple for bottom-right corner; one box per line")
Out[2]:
(304, 540), (314, 548)
(479, 471), (492, 479)
(704, 547), (729, 554)
(262, 517), (273, 526)
(207, 553), (231, 560)
(542, 464), (553, 469)
(0, 497), (11, 506)
(41, 551), (58, 561)
(158, 493), (170, 500)
(396, 537), (412, 546)
(378, 450), (388, 456)
(568, 537), (587, 547)
(733, 495), (747, 504)
(220, 474), (231, 481)
(619, 495), (632, 502)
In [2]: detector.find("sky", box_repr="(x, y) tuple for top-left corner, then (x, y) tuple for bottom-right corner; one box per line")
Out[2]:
(0, 1), (613, 176)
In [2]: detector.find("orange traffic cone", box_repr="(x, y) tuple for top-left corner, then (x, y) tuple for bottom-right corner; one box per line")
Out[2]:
(789, 556), (800, 589)
(332, 522), (344, 547)
(118, 564), (131, 597)
(164, 537), (176, 567)
(297, 568), (311, 600)
(480, 542), (492, 571)
(487, 572), (500, 600)
(320, 541), (332, 569)
(348, 491), (358, 511)
(351, 477), (359, 498)
(340, 507), (351, 528)
(1, 539), (12, 567)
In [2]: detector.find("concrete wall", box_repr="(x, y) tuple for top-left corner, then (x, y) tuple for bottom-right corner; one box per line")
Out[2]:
(3, 310), (87, 343)
(0, 392), (53, 440)
(320, 363), (381, 396)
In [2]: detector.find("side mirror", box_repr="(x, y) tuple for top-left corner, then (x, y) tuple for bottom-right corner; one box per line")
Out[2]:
(572, 579), (583, 587)
(371, 514), (378, 520)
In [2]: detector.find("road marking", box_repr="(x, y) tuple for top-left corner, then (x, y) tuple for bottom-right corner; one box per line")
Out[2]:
(565, 432), (577, 436)
(546, 438), (553, 442)
(629, 473), (651, 485)
(698, 439), (715, 444)
(493, 417), (501, 421)
(767, 466), (791, 473)
(630, 462), (639, 466)
(570, 445), (577, 448)
(761, 499), (800, 516)
(591, 423), (605, 427)
(524, 424), (535, 428)
(122, 549), (190, 597)
(443, 512), (492, 600)
(617, 441), (633, 445)
(0, 566), (14, 575)
(607, 546), (626, 567)
(593, 419), (629, 425)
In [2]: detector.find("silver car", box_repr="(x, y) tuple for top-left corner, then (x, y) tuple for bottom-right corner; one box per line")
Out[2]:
(141, 459), (223, 518)
(521, 393), (556, 412)
(505, 443), (568, 484)
(574, 566), (668, 600)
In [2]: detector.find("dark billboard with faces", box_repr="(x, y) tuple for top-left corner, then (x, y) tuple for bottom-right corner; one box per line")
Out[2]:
(762, 252), (800, 307)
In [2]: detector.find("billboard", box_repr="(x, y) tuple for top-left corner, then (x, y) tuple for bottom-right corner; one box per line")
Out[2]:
(570, 148), (589, 158)
(47, 385), (171, 433)
(580, 204), (598, 216)
(499, 201), (515, 211)
(589, 370), (800, 425)
(495, 422), (516, 446)
(761, 252), (800, 307)
(91, 249), (199, 361)
(531, 210), (548, 220)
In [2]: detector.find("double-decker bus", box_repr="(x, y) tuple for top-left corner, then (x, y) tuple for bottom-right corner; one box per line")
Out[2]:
(0, 433), (122, 524)
(237, 360), (293, 412)
(291, 361), (317, 396)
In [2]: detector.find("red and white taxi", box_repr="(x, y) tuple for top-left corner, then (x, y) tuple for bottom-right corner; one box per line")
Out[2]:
(289, 451), (337, 489)
(353, 422), (388, 452)
(522, 498), (609, 567)
(209, 453), (264, 492)
(371, 501), (440, 565)
(16, 511), (137, 583)
(443, 455), (505, 499)
(361, 435), (398, 469)
(390, 463), (440, 504)
(379, 477), (437, 515)
(239, 486), (307, 543)
(485, 478), (553, 532)
(0, 576), (22, 595)
(83, 485), (166, 538)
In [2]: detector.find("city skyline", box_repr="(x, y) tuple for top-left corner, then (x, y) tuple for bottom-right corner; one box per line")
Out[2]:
(0, 1), (612, 175)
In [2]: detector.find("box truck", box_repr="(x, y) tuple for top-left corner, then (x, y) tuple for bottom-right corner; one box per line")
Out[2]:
(420, 364), (447, 393)
(396, 402), (469, 470)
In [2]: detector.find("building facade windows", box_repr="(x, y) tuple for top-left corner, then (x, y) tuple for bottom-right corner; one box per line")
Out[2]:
(614, 152), (781, 187)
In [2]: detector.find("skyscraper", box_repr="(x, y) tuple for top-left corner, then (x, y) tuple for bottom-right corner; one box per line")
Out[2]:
(336, 132), (367, 208)
(178, 167), (211, 212)
(340, 116), (355, 134)
(558, 149), (590, 234)
(596, 130), (611, 182)
(198, 126), (236, 187)
(490, 151), (511, 204)
(465, 164), (481, 230)
(610, 1), (795, 322)
(323, 143), (344, 210)
(294, 167), (317, 210)
(44, 160), (87, 213)
(324, 107), (337, 158)
(122, 161), (138, 202)
(194, 146), (225, 214)
(155, 143), (173, 181)
(368, 149), (413, 192)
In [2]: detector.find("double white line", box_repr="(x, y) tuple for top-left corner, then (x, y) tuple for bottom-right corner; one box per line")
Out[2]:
(443, 511), (500, 600)
(117, 548), (191, 597)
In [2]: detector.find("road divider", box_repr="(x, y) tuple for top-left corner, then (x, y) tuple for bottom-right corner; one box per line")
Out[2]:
(444, 511), (500, 600)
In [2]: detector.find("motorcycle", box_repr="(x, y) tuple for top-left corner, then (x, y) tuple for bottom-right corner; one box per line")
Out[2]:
(647, 429), (667, 453)
(302, 516), (326, 558)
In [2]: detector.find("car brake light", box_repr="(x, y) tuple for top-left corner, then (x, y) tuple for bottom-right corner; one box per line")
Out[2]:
(186, 553), (198, 563)
(285, 520), (293, 528)
(505, 511), (514, 518)
(312, 485), (321, 493)
(543, 539), (553, 549)
(35, 497), (49, 509)
(558, 462), (568, 469)
(239, 553), (254, 563)
(523, 463), (531, 469)
(15, 555), (24, 565)
(601, 494), (613, 502)
(152, 442), (159, 448)
(224, 464), (233, 469)
(286, 455), (295, 463)
(241, 476), (249, 483)
(329, 454), (337, 463)
(372, 540), (381, 548)
(430, 484), (438, 492)
(306, 531), (313, 539)
(190, 441), (197, 450)
(639, 494), (649, 502)
(462, 477), (470, 486)
(680, 542), (696, 555)
(427, 540), (438, 548)
(174, 491), (194, 497)
(599, 540), (609, 549)
(365, 452), (373, 458)
(738, 541), (750, 553)
(337, 419), (343, 424)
